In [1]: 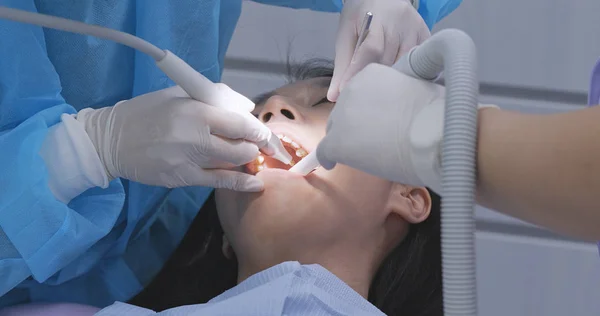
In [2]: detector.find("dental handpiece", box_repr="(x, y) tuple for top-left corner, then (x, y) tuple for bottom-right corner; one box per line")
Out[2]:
(0, 6), (292, 165)
(156, 51), (292, 165)
(290, 12), (373, 176)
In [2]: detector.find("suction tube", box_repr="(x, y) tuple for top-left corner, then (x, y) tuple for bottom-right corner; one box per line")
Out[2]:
(394, 29), (479, 316)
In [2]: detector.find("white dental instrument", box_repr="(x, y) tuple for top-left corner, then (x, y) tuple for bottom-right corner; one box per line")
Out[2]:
(288, 150), (319, 175)
(289, 11), (373, 176)
(0, 6), (292, 165)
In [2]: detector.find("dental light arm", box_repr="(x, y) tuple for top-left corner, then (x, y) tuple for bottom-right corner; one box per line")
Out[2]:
(0, 6), (292, 165)
(393, 29), (479, 316)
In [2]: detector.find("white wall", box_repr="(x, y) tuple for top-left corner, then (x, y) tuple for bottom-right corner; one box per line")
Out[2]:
(222, 1), (600, 315)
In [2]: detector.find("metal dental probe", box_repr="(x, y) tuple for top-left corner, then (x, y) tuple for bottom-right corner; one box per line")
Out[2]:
(289, 11), (373, 175)
(352, 11), (373, 62)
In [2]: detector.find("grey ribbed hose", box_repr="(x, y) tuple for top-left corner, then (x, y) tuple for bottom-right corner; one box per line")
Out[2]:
(396, 29), (479, 316)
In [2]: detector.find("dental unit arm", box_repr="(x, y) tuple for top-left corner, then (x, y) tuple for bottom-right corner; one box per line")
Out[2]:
(394, 29), (480, 316)
(0, 6), (292, 165)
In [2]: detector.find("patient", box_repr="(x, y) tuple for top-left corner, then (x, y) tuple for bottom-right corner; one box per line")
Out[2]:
(129, 60), (443, 316)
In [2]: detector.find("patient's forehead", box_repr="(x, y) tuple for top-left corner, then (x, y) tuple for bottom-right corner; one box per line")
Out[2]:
(254, 77), (332, 108)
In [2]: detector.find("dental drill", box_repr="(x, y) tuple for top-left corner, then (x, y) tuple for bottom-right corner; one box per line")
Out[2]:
(0, 6), (292, 165)
(395, 29), (480, 316)
(289, 11), (373, 175)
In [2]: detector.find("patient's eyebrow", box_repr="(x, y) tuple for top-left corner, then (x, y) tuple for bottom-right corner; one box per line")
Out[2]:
(310, 97), (329, 107)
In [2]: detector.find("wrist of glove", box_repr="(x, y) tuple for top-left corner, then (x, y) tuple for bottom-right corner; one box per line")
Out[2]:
(408, 100), (498, 194)
(39, 114), (109, 204)
(76, 105), (120, 182)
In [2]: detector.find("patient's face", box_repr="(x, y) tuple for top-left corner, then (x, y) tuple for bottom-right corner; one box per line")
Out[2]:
(215, 77), (431, 274)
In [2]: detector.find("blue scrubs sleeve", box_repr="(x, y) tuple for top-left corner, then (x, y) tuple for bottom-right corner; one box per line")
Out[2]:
(0, 0), (125, 298)
(249, 0), (462, 28)
(249, 0), (343, 12)
(418, 0), (462, 30)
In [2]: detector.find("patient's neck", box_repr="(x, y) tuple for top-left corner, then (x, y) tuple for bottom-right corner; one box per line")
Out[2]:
(237, 250), (380, 298)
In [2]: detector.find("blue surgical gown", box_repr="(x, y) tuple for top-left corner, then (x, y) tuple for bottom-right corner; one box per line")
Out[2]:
(0, 0), (461, 308)
(96, 261), (386, 316)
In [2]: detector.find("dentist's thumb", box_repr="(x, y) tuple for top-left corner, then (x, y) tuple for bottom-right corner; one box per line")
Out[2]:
(316, 135), (339, 170)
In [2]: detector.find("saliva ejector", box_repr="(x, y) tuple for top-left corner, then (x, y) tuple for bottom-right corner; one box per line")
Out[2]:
(0, 6), (292, 166)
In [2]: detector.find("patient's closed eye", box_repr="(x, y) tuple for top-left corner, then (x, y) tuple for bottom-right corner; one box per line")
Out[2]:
(311, 97), (329, 107)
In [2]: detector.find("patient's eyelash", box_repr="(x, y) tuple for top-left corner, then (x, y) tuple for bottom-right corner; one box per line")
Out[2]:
(311, 97), (329, 107)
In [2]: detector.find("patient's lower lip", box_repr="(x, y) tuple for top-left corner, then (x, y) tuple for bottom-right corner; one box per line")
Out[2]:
(244, 140), (307, 175)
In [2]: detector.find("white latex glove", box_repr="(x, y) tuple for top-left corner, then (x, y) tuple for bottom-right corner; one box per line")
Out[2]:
(77, 85), (269, 191)
(318, 64), (445, 190)
(327, 0), (430, 102)
(318, 64), (497, 193)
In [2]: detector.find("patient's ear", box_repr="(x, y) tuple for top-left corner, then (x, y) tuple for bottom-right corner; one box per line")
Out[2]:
(386, 184), (431, 223)
(222, 235), (235, 259)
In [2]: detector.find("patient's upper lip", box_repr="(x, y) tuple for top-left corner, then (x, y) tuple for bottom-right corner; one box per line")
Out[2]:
(266, 123), (313, 153)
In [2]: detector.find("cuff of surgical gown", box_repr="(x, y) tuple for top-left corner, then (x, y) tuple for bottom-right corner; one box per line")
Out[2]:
(39, 114), (109, 204)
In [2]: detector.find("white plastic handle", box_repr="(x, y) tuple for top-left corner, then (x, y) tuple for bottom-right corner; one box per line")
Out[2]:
(156, 50), (255, 112)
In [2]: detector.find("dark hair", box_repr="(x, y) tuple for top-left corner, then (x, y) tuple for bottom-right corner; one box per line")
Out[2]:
(284, 58), (336, 83)
(129, 60), (442, 316)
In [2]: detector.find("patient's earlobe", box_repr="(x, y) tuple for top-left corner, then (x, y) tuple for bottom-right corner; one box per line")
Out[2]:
(222, 235), (235, 260)
(388, 185), (432, 224)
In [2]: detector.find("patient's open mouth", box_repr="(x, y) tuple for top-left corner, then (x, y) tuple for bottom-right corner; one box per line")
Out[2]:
(244, 134), (309, 175)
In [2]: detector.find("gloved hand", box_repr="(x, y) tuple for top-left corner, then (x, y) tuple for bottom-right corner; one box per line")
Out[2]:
(318, 64), (498, 193)
(317, 64), (446, 190)
(327, 0), (430, 102)
(77, 85), (269, 192)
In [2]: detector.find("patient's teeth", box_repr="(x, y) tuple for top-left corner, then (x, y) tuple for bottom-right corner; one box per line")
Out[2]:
(291, 142), (300, 149)
(257, 165), (265, 171)
(295, 148), (307, 158)
(257, 155), (265, 164)
(281, 136), (292, 143)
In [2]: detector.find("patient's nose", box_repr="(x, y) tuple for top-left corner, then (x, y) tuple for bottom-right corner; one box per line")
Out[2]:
(259, 96), (302, 123)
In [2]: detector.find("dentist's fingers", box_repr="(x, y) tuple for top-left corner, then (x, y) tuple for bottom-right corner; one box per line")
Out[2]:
(201, 169), (265, 192)
(197, 134), (259, 167)
(336, 27), (387, 94)
(316, 130), (341, 170)
(206, 106), (271, 144)
(328, 27), (357, 102)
